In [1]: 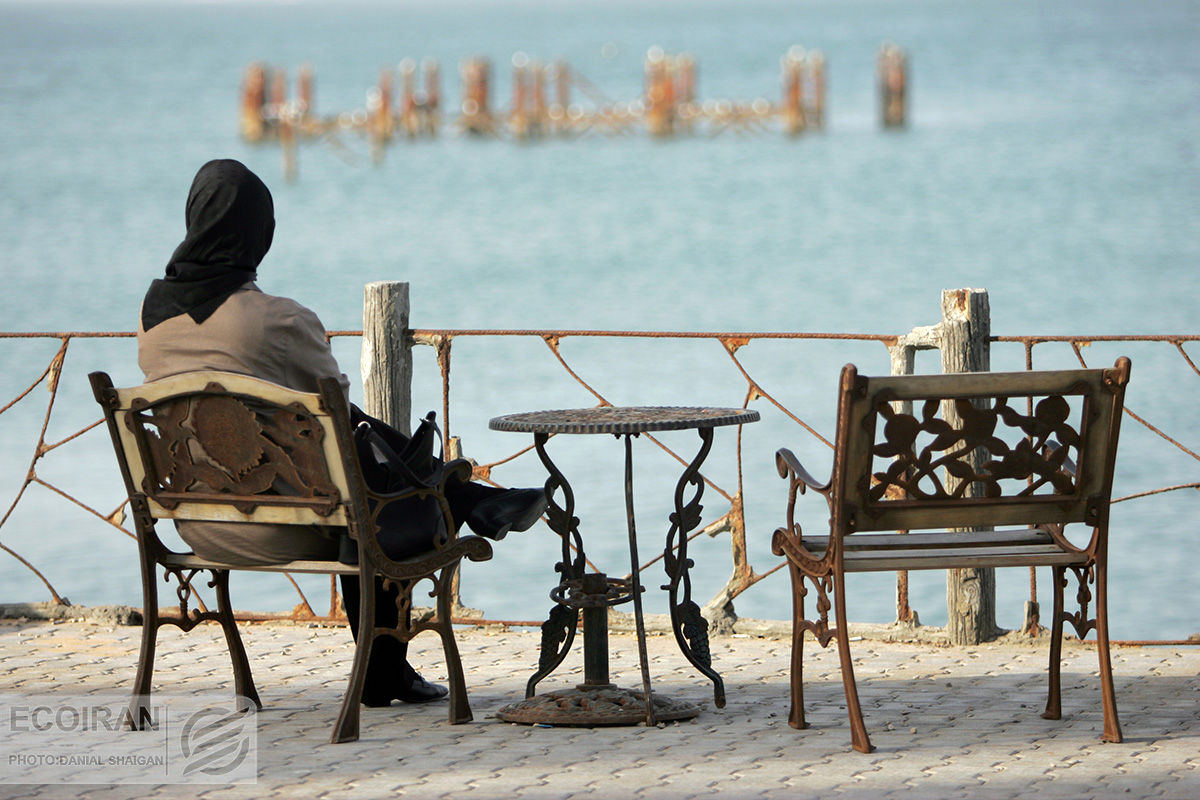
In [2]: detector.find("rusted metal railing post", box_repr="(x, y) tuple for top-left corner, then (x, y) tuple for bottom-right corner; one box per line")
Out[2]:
(887, 339), (920, 624)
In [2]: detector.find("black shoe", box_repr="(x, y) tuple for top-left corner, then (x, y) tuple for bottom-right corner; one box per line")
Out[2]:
(361, 674), (448, 707)
(397, 675), (449, 704)
(465, 488), (548, 541)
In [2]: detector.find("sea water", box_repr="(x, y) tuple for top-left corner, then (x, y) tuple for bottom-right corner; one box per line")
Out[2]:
(1, 0), (1197, 638)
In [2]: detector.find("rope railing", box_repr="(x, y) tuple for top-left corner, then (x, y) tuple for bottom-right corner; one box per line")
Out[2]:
(1, 328), (1197, 639)
(395, 328), (896, 626)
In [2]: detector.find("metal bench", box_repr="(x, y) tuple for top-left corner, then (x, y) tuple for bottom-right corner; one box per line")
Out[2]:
(772, 358), (1130, 752)
(89, 370), (492, 743)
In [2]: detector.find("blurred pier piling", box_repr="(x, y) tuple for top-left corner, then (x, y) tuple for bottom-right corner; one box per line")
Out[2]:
(781, 46), (826, 134)
(878, 42), (908, 128)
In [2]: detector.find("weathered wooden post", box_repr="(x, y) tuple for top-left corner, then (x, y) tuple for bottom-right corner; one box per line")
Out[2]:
(809, 51), (826, 129)
(399, 58), (418, 137)
(361, 283), (474, 617)
(360, 281), (469, 616)
(878, 42), (908, 128)
(510, 53), (530, 139)
(296, 63), (314, 121)
(240, 63), (267, 141)
(531, 59), (547, 133)
(361, 281), (413, 436)
(270, 68), (287, 122)
(675, 54), (695, 133)
(423, 58), (440, 136)
(460, 57), (494, 135)
(781, 47), (805, 135)
(369, 68), (393, 161)
(939, 288), (999, 645)
(272, 69), (297, 182)
(890, 290), (998, 642)
(644, 46), (674, 136)
(550, 59), (570, 133)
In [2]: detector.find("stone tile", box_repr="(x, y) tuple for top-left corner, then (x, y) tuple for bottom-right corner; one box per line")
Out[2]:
(1, 620), (1197, 800)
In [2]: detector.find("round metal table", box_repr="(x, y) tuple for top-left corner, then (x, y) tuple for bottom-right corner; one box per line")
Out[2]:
(489, 406), (760, 726)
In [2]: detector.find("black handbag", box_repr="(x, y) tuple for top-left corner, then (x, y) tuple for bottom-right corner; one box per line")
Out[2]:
(343, 409), (447, 564)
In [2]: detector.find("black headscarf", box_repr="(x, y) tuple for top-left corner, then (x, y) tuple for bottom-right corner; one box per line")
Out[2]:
(141, 159), (275, 331)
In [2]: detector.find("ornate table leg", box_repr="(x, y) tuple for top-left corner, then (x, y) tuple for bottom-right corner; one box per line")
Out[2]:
(522, 432), (582, 698)
(662, 427), (726, 707)
(497, 432), (700, 726)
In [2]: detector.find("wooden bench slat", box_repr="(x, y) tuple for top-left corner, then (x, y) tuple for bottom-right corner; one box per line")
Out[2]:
(161, 553), (359, 575)
(838, 545), (1090, 572)
(809, 528), (1057, 551)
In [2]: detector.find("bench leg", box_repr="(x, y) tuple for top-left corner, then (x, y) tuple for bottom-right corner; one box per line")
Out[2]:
(1042, 566), (1066, 720)
(127, 566), (159, 731)
(1094, 559), (1123, 743)
(435, 567), (473, 725)
(833, 572), (873, 754)
(332, 574), (373, 744)
(212, 569), (261, 711)
(786, 562), (808, 731)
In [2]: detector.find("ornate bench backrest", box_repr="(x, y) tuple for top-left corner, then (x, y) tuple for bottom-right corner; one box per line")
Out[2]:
(831, 358), (1130, 535)
(91, 371), (359, 528)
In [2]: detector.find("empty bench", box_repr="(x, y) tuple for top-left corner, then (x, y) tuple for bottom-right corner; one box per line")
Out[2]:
(772, 358), (1130, 752)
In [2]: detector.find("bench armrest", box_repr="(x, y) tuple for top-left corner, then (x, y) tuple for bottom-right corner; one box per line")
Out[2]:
(374, 534), (494, 579)
(351, 456), (494, 576)
(775, 448), (830, 495)
(773, 448), (836, 565)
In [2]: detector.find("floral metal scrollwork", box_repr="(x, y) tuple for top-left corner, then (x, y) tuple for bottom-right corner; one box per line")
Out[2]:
(526, 432), (582, 696)
(675, 599), (712, 668)
(797, 573), (837, 648)
(129, 394), (340, 513)
(1058, 564), (1097, 640)
(159, 566), (220, 632)
(869, 394), (1083, 502)
(664, 428), (723, 703)
(537, 604), (578, 675)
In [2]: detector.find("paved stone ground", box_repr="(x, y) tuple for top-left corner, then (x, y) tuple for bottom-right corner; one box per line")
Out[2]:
(0, 619), (1197, 799)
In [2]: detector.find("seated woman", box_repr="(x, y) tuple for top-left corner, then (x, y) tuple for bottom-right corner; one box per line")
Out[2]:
(138, 158), (546, 705)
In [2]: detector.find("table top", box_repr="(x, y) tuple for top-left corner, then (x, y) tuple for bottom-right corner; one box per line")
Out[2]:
(489, 406), (760, 435)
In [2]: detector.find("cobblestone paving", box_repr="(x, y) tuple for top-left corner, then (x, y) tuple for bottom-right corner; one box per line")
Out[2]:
(0, 619), (1197, 799)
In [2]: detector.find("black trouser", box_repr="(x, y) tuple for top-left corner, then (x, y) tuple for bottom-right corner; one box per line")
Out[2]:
(339, 574), (415, 698)
(342, 409), (503, 696)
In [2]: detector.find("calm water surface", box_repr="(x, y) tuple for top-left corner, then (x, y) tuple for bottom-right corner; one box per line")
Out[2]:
(1, 0), (1197, 638)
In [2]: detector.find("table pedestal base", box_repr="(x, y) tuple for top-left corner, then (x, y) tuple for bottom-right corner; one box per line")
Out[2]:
(496, 684), (700, 726)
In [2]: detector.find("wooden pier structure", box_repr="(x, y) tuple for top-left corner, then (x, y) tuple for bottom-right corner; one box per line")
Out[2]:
(240, 44), (910, 177)
(240, 47), (832, 148)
